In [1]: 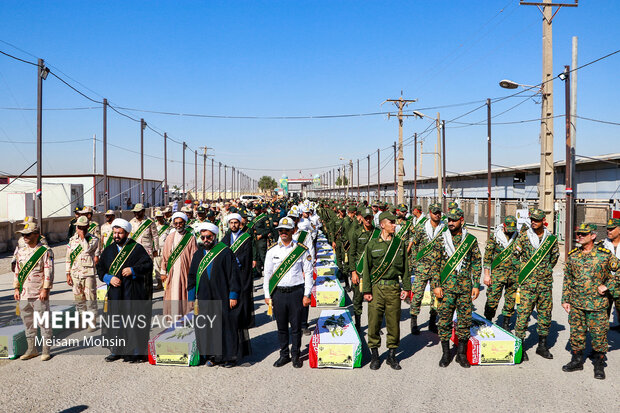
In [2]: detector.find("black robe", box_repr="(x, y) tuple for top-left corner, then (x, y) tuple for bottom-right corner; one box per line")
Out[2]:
(187, 245), (245, 361)
(222, 228), (255, 328)
(97, 239), (153, 356)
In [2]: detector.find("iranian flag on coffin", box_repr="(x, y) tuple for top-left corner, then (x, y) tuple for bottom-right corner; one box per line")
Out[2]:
(148, 313), (199, 367)
(311, 275), (345, 307)
(451, 312), (522, 365)
(309, 310), (362, 369)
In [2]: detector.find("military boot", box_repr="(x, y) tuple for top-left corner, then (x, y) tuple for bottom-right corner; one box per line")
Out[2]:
(562, 350), (583, 372)
(455, 340), (470, 368)
(410, 315), (420, 335)
(354, 315), (362, 337)
(535, 335), (553, 359)
(501, 315), (511, 331)
(19, 338), (39, 360)
(483, 305), (495, 323)
(592, 352), (606, 380)
(386, 349), (401, 370)
(428, 309), (438, 334)
(439, 340), (451, 367)
(41, 345), (51, 361)
(521, 350), (529, 362)
(369, 348), (381, 370)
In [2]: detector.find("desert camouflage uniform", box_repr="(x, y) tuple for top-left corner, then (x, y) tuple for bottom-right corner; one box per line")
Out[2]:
(65, 232), (99, 313)
(129, 217), (158, 258)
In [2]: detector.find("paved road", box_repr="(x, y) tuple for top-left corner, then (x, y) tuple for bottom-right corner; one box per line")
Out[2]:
(0, 232), (619, 412)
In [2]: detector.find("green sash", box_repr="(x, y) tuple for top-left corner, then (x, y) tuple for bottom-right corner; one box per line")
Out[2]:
(415, 216), (428, 228)
(69, 236), (91, 268)
(195, 242), (228, 292)
(355, 228), (381, 273)
(109, 240), (138, 276)
(491, 242), (516, 270)
(104, 232), (114, 248)
(369, 236), (402, 286)
(130, 218), (153, 240)
(396, 219), (413, 239)
(165, 231), (194, 273)
(214, 219), (221, 226)
(439, 233), (476, 285)
(230, 232), (251, 253)
(157, 223), (170, 236)
(297, 230), (309, 245)
(88, 222), (98, 233)
(268, 244), (307, 295)
(415, 225), (448, 261)
(517, 234), (557, 284)
(246, 213), (266, 229)
(17, 246), (48, 293)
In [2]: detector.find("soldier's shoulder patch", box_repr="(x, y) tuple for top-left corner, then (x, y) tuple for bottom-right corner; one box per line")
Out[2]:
(267, 244), (277, 251)
(568, 247), (580, 256)
(597, 246), (611, 254)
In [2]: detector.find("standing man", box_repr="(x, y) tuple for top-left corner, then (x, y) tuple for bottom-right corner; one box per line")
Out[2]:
(263, 217), (313, 368)
(67, 206), (81, 240)
(129, 203), (158, 259)
(332, 205), (348, 290)
(251, 204), (270, 275)
(432, 207), (481, 368)
(65, 216), (99, 332)
(79, 206), (100, 240)
(12, 217), (48, 273)
(13, 222), (54, 361)
(97, 218), (153, 363)
(483, 216), (519, 330)
(99, 210), (116, 254)
(153, 209), (171, 291)
(410, 205), (426, 227)
(409, 203), (445, 335)
(362, 211), (411, 370)
(513, 208), (559, 361)
(602, 217), (620, 330)
(562, 223), (620, 379)
(160, 212), (198, 316)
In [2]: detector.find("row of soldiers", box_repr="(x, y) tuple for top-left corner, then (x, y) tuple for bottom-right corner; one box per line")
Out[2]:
(319, 199), (620, 378)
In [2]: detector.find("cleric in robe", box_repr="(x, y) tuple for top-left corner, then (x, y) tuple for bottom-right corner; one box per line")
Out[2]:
(188, 223), (245, 367)
(97, 218), (153, 363)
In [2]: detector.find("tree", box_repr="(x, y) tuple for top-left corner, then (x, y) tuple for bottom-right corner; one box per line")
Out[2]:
(258, 176), (278, 193)
(335, 176), (348, 186)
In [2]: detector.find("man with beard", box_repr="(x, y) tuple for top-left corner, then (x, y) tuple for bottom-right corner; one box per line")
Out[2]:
(188, 223), (243, 367)
(129, 203), (158, 259)
(160, 212), (198, 316)
(97, 218), (153, 363)
(99, 210), (116, 254)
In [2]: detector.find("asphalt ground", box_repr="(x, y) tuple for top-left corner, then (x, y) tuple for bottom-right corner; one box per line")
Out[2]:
(0, 228), (619, 412)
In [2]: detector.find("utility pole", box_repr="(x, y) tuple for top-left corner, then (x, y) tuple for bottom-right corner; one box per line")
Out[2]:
(413, 133), (418, 203)
(377, 149), (380, 202)
(357, 159), (360, 200)
(487, 99), (492, 241)
(201, 148), (206, 201)
(218, 162), (221, 200)
(211, 158), (214, 201)
(36, 58), (48, 226)
(194, 150), (198, 201)
(442, 120), (447, 210)
(224, 165), (227, 200)
(563, 65), (574, 257)
(140, 118), (146, 204)
(571, 36), (577, 191)
(367, 155), (370, 202)
(163, 133), (168, 205)
(436, 113), (442, 206)
(520, 0), (578, 230)
(393, 141), (397, 201)
(182, 141), (186, 200)
(384, 94), (417, 204)
(103, 98), (109, 210)
(93, 134), (96, 175)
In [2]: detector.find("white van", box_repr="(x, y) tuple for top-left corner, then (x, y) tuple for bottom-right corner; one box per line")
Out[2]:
(239, 195), (263, 204)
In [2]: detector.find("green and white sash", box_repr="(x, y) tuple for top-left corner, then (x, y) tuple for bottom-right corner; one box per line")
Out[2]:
(268, 244), (307, 295)
(415, 226), (448, 261)
(355, 228), (381, 273)
(517, 234), (557, 284)
(17, 246), (48, 293)
(414, 216), (428, 228)
(297, 230), (309, 245)
(439, 233), (476, 285)
(157, 223), (170, 236)
(246, 213), (266, 229)
(396, 219), (413, 239)
(369, 236), (402, 286)
(69, 236), (91, 268)
(88, 222), (98, 233)
(165, 231), (194, 273)
(109, 240), (138, 276)
(230, 232), (251, 253)
(491, 242), (516, 270)
(130, 218), (153, 240)
(104, 232), (114, 248)
(196, 242), (228, 290)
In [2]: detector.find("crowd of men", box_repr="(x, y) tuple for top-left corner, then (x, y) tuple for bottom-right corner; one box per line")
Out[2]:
(10, 196), (620, 379)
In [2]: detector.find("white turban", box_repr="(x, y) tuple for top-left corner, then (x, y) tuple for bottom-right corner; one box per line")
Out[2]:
(227, 213), (242, 225)
(111, 218), (132, 234)
(171, 212), (188, 222)
(197, 222), (219, 236)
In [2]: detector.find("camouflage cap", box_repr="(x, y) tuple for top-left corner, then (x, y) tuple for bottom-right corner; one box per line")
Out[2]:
(371, 200), (381, 207)
(16, 222), (39, 235)
(396, 203), (408, 212)
(504, 215), (517, 231)
(104, 209), (115, 216)
(76, 216), (89, 227)
(80, 206), (94, 214)
(378, 211), (397, 222)
(347, 204), (357, 212)
(607, 218), (620, 229)
(359, 207), (374, 218)
(388, 205), (397, 214)
(411, 204), (422, 212)
(575, 222), (597, 234)
(447, 201), (458, 210)
(529, 208), (545, 221)
(428, 203), (442, 214)
(446, 208), (464, 220)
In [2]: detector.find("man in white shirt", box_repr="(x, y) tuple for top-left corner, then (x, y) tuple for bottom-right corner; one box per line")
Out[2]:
(263, 217), (313, 368)
(603, 218), (620, 330)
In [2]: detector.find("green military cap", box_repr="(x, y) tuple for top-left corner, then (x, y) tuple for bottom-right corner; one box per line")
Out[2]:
(575, 222), (597, 234)
(447, 201), (458, 209)
(446, 208), (464, 220)
(338, 203), (347, 211)
(378, 211), (397, 222)
(396, 203), (408, 212)
(411, 204), (422, 212)
(504, 215), (517, 232)
(388, 205), (397, 214)
(347, 204), (357, 212)
(359, 207), (373, 217)
(371, 200), (381, 207)
(607, 218), (620, 229)
(529, 208), (545, 221)
(429, 203), (442, 214)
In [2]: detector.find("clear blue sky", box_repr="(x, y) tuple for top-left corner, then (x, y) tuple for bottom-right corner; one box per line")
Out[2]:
(0, 0), (618, 190)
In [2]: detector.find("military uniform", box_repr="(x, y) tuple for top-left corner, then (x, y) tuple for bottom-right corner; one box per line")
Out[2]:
(65, 217), (99, 319)
(362, 211), (410, 370)
(602, 217), (620, 329)
(252, 209), (270, 274)
(129, 204), (158, 258)
(483, 216), (519, 329)
(349, 207), (375, 330)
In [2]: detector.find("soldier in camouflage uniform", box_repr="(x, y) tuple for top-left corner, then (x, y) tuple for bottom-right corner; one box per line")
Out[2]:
(601, 217), (620, 330)
(513, 208), (559, 361)
(65, 216), (99, 331)
(409, 203), (444, 334)
(432, 207), (482, 368)
(129, 203), (158, 258)
(350, 206), (375, 334)
(78, 206), (100, 240)
(562, 223), (620, 379)
(12, 217), (48, 273)
(483, 215), (519, 330)
(99, 210), (116, 254)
